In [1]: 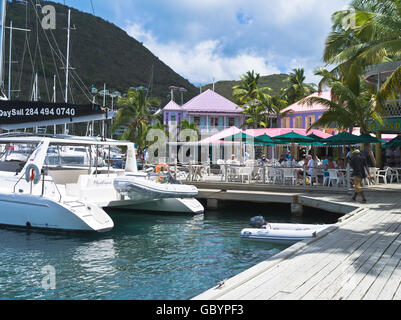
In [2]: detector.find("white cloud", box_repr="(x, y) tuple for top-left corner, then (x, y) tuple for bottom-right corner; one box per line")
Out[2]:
(121, 0), (352, 86)
(126, 23), (281, 84)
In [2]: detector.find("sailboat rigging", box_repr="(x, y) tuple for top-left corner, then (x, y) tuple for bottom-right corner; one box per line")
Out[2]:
(0, 0), (114, 135)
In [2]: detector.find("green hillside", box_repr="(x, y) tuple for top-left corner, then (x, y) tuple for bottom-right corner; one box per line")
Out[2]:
(200, 74), (289, 101)
(4, 0), (199, 107)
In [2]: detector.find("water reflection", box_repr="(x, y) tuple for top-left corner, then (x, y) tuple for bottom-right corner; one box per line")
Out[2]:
(0, 204), (341, 300)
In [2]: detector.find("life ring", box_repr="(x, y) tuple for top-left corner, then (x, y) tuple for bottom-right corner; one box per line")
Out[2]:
(155, 163), (169, 174)
(25, 164), (41, 185)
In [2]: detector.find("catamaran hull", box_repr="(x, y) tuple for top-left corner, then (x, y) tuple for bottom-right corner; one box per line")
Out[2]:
(0, 193), (114, 232)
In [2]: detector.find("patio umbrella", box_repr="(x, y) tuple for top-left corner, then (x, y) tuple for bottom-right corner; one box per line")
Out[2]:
(272, 131), (315, 143)
(383, 135), (401, 149)
(323, 132), (364, 146)
(221, 132), (257, 143)
(307, 133), (325, 142)
(254, 134), (276, 146)
(300, 141), (325, 147)
(272, 131), (315, 159)
(358, 134), (387, 144)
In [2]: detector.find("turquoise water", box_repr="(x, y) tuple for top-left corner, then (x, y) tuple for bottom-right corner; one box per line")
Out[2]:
(0, 203), (340, 300)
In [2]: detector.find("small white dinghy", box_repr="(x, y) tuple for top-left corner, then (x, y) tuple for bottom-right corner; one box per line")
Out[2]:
(113, 173), (198, 203)
(240, 216), (329, 245)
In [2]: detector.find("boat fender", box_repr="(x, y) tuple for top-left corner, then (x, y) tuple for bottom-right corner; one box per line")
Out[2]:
(155, 163), (169, 174)
(25, 164), (41, 185)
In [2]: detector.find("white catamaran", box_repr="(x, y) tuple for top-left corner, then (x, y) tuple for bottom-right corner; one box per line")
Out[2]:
(0, 135), (203, 232)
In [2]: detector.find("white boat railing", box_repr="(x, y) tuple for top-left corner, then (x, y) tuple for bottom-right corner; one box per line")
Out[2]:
(13, 170), (63, 202)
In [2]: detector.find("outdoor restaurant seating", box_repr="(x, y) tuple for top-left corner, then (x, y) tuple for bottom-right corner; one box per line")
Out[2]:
(376, 167), (398, 184)
(169, 132), (401, 189)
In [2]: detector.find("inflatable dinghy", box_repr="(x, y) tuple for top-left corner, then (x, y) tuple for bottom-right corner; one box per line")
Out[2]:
(240, 216), (329, 245)
(114, 174), (198, 202)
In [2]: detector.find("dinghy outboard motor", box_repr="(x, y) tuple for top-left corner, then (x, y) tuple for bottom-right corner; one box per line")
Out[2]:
(250, 216), (266, 228)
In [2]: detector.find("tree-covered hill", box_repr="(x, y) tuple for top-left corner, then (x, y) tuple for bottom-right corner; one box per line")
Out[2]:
(4, 0), (199, 107)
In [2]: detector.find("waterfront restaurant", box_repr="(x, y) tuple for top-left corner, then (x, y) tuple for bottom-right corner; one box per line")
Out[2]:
(163, 89), (246, 132)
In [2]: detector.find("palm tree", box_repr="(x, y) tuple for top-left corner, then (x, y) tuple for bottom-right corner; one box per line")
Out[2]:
(322, 0), (401, 98)
(233, 70), (273, 129)
(150, 121), (169, 137)
(301, 69), (384, 166)
(261, 94), (290, 128)
(112, 87), (160, 153)
(232, 70), (261, 104)
(282, 68), (316, 105)
(179, 120), (199, 132)
(178, 120), (199, 142)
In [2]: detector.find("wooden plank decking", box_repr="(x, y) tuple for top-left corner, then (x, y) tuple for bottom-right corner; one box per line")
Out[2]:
(193, 189), (401, 300)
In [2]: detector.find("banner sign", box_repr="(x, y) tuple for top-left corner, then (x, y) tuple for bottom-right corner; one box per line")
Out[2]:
(368, 118), (401, 133)
(0, 100), (105, 125)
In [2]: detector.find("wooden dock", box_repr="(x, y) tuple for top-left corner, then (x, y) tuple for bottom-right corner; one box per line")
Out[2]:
(192, 183), (401, 300)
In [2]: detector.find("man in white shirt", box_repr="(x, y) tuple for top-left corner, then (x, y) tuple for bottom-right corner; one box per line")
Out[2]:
(306, 155), (315, 176)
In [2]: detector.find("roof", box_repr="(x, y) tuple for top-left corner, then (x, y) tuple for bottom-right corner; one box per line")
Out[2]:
(199, 127), (332, 144)
(182, 89), (241, 114)
(162, 100), (183, 111)
(281, 91), (331, 114)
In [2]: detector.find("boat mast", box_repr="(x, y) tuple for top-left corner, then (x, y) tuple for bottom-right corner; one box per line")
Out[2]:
(7, 20), (11, 99)
(65, 9), (71, 104)
(64, 9), (71, 134)
(0, 0), (7, 92)
(53, 74), (56, 133)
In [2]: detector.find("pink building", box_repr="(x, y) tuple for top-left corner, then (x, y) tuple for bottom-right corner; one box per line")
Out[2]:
(163, 89), (246, 131)
(279, 91), (335, 134)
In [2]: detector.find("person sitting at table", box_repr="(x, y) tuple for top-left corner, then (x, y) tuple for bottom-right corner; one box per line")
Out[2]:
(306, 155), (316, 176)
(322, 156), (330, 179)
(278, 154), (286, 164)
(337, 158), (346, 169)
(229, 154), (240, 166)
(297, 156), (306, 167)
(328, 157), (336, 169)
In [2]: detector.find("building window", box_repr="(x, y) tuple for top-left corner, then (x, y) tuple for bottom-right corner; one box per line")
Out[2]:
(294, 116), (303, 128)
(306, 116), (315, 129)
(194, 117), (200, 126)
(210, 117), (219, 127)
(281, 117), (290, 128)
(171, 113), (176, 122)
(229, 117), (235, 127)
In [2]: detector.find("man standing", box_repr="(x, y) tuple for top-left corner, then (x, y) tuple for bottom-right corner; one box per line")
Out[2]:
(350, 149), (369, 203)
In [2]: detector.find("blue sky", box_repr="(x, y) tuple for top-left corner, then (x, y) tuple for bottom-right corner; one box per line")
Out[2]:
(53, 0), (351, 86)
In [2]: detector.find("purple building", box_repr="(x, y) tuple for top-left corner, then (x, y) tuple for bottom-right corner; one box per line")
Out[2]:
(279, 91), (331, 131)
(163, 89), (246, 132)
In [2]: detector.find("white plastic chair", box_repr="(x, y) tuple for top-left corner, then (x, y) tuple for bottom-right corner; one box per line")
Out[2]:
(328, 169), (340, 187)
(217, 160), (226, 181)
(283, 168), (297, 186)
(376, 167), (397, 184)
(268, 167), (282, 184)
(238, 167), (253, 183)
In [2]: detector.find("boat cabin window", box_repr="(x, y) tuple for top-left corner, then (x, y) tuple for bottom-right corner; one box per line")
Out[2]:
(0, 143), (37, 173)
